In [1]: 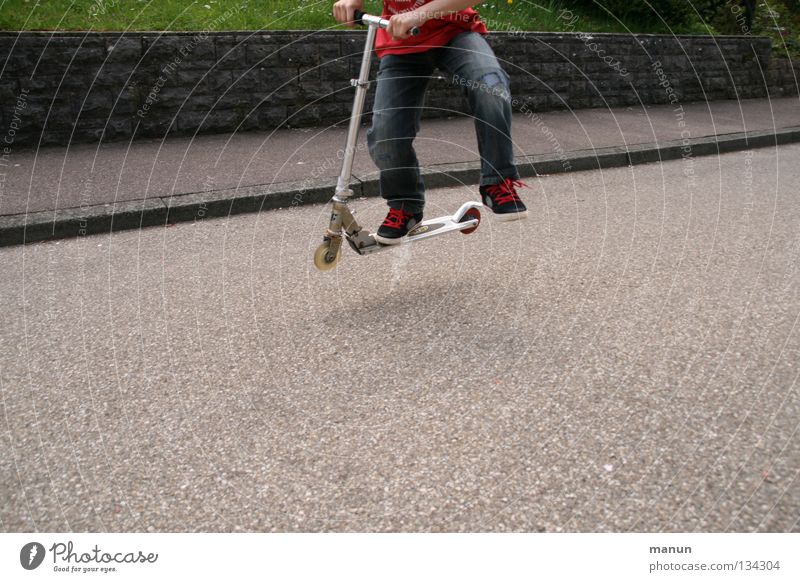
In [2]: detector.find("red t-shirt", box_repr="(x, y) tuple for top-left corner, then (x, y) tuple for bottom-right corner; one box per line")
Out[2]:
(376, 0), (488, 57)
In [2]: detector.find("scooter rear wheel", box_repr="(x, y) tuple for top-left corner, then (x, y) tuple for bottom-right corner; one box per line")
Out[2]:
(313, 242), (341, 271)
(459, 207), (481, 235)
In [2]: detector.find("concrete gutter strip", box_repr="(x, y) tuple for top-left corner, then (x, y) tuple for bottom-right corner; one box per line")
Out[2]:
(0, 198), (169, 247)
(2, 126), (799, 247)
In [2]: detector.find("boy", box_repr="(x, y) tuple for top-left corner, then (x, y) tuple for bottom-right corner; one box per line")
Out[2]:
(333, 0), (527, 244)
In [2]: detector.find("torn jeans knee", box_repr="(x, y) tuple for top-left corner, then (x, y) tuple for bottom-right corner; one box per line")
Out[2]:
(456, 69), (512, 103)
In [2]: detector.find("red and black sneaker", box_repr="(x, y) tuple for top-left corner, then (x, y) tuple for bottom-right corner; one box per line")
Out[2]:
(375, 207), (423, 245)
(480, 178), (528, 221)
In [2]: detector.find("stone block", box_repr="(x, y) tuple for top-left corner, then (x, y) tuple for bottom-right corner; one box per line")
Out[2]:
(252, 80), (299, 106)
(257, 105), (288, 128)
(77, 90), (112, 115)
(319, 58), (350, 83)
(215, 38), (247, 68)
(279, 43), (318, 66)
(195, 109), (240, 131)
(176, 68), (210, 90)
(215, 92), (250, 108)
(104, 36), (142, 62)
(134, 112), (178, 137)
(299, 80), (338, 102)
(287, 103), (321, 126)
(245, 37), (282, 65)
(206, 70), (233, 93)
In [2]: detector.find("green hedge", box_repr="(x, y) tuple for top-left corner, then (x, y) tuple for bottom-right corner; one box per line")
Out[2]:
(563, 0), (696, 27)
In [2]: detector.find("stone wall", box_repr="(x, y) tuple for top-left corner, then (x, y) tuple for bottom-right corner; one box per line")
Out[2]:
(766, 56), (800, 97)
(0, 30), (791, 148)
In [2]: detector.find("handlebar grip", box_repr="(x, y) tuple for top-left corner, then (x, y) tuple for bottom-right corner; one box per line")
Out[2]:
(352, 9), (421, 36)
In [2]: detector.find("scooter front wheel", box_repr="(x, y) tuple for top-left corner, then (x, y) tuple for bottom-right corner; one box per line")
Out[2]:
(313, 241), (341, 271)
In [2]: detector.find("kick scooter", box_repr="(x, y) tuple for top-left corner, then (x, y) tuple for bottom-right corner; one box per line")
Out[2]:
(313, 9), (483, 271)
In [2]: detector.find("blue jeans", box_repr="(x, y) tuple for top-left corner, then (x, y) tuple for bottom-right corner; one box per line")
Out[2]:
(367, 32), (520, 214)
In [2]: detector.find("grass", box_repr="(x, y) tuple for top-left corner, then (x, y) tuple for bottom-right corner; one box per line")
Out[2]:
(0, 0), (705, 33)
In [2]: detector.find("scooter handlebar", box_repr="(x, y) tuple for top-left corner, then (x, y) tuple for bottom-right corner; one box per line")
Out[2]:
(352, 9), (420, 36)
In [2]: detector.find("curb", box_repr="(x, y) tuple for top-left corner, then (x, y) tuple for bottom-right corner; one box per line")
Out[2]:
(2, 126), (799, 247)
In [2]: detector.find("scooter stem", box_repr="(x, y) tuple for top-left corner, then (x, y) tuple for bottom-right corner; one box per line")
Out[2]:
(335, 22), (377, 196)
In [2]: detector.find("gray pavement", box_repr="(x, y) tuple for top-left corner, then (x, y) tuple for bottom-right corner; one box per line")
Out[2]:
(0, 98), (799, 247)
(1, 143), (798, 532)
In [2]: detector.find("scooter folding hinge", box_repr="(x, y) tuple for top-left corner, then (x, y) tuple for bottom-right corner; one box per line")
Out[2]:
(332, 189), (354, 203)
(350, 79), (370, 88)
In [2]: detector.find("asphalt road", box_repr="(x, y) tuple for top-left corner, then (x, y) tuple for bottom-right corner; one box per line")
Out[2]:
(1, 145), (798, 532)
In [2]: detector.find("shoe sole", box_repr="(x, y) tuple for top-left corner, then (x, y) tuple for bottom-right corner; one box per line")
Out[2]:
(374, 233), (406, 245)
(492, 210), (528, 222)
(375, 217), (422, 245)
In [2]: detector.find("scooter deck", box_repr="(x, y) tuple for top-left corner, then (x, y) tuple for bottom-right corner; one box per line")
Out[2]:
(404, 214), (476, 243)
(348, 201), (483, 254)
